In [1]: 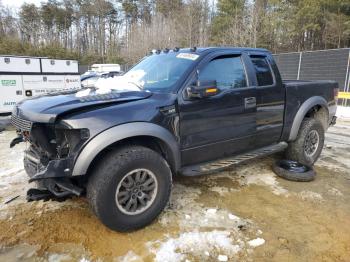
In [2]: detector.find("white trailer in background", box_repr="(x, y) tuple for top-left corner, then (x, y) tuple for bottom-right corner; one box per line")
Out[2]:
(0, 56), (80, 115)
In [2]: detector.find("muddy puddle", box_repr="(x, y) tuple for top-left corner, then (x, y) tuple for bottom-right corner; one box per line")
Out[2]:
(0, 123), (350, 261)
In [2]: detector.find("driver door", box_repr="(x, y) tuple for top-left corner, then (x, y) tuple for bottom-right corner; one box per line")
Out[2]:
(178, 52), (257, 166)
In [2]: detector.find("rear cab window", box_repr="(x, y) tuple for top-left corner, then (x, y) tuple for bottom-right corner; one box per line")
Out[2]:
(250, 55), (274, 86)
(199, 55), (247, 90)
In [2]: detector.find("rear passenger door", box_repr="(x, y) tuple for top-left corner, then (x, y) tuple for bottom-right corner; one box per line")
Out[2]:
(249, 54), (285, 147)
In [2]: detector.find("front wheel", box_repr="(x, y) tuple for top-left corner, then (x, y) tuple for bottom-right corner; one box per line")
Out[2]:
(87, 146), (172, 231)
(286, 118), (325, 166)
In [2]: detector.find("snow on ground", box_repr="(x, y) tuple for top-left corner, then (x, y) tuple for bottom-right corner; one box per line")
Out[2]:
(0, 244), (40, 261)
(0, 131), (28, 218)
(148, 227), (267, 262)
(248, 238), (266, 247)
(336, 106), (350, 119)
(318, 122), (350, 172)
(241, 170), (289, 196)
(150, 231), (241, 262)
(152, 181), (265, 261)
(116, 251), (142, 262)
(0, 168), (25, 190)
(298, 191), (324, 202)
(209, 186), (230, 196)
(159, 183), (249, 230)
(327, 187), (343, 197)
(203, 161), (290, 197)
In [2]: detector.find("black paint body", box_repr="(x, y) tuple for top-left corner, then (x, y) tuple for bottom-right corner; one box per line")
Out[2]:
(12, 47), (338, 183)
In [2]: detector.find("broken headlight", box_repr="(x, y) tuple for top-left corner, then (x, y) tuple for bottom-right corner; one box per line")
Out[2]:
(54, 128), (90, 158)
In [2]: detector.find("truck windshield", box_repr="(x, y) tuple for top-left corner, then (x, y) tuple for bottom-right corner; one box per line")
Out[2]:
(94, 52), (198, 94)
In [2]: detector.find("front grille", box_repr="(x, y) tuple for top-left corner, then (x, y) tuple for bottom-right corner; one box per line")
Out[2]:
(11, 114), (33, 131)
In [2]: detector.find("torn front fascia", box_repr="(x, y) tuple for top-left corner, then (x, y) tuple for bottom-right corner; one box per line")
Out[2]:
(27, 128), (89, 182)
(25, 154), (84, 200)
(28, 156), (75, 182)
(10, 134), (24, 148)
(27, 178), (84, 201)
(10, 128), (32, 148)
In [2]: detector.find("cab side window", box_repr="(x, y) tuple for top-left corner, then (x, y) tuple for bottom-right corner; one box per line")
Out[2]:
(199, 56), (247, 90)
(250, 56), (274, 86)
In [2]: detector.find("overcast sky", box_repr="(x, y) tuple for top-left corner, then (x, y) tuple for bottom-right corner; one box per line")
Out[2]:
(2, 0), (45, 9)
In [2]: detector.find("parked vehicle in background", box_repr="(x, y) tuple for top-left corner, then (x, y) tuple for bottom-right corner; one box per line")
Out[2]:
(91, 64), (121, 73)
(81, 71), (124, 88)
(0, 55), (80, 115)
(81, 63), (124, 88)
(10, 47), (338, 232)
(80, 72), (99, 88)
(102, 71), (124, 78)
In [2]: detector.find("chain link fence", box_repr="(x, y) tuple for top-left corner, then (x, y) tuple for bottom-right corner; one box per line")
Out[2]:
(273, 48), (350, 107)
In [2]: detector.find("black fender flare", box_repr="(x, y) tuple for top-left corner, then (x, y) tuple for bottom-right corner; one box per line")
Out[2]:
(71, 122), (181, 176)
(288, 96), (328, 141)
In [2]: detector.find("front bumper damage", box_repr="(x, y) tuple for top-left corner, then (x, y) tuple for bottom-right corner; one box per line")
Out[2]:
(26, 154), (73, 182)
(24, 154), (83, 201)
(10, 115), (86, 201)
(24, 151), (84, 201)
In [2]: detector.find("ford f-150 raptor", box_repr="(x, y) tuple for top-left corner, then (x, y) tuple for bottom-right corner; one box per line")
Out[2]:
(10, 47), (338, 231)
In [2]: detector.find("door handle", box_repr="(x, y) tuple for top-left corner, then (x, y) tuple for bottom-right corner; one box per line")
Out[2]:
(244, 97), (256, 109)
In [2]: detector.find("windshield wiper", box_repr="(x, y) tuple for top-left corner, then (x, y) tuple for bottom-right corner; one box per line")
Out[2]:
(128, 81), (143, 90)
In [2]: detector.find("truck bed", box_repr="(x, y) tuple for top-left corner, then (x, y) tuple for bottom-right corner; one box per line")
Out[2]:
(281, 79), (338, 141)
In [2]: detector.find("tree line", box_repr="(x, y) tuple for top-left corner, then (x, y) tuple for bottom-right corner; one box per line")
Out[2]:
(0, 0), (349, 66)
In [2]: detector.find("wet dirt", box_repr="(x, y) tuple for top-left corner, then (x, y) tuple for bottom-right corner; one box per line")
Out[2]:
(0, 121), (350, 261)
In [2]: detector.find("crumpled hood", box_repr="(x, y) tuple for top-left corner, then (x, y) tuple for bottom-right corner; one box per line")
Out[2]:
(15, 90), (152, 123)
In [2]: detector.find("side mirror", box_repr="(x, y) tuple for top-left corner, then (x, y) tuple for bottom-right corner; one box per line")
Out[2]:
(186, 80), (219, 99)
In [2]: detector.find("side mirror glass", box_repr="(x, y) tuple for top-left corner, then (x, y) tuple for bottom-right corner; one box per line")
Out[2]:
(186, 80), (219, 99)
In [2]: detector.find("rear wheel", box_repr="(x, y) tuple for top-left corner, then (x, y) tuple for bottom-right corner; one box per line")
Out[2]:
(286, 118), (325, 166)
(87, 146), (172, 231)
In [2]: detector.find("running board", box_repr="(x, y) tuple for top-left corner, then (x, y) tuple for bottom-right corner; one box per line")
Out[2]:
(180, 142), (288, 176)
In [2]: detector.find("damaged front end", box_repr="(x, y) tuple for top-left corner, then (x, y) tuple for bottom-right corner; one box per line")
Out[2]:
(11, 114), (88, 201)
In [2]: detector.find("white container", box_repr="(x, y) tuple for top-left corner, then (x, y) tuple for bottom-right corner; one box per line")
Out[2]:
(0, 56), (41, 73)
(64, 75), (81, 89)
(0, 75), (24, 114)
(0, 56), (80, 114)
(41, 59), (79, 73)
(22, 75), (66, 97)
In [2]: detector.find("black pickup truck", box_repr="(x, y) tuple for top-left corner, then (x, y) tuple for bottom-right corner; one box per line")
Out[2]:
(10, 47), (338, 231)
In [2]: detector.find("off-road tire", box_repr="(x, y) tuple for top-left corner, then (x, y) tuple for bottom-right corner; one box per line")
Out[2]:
(286, 118), (325, 166)
(87, 146), (172, 232)
(273, 160), (316, 182)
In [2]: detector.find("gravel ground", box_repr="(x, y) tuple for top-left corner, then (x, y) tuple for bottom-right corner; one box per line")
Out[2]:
(0, 119), (349, 262)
